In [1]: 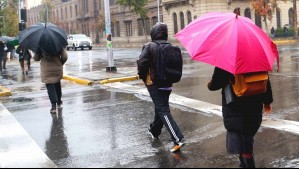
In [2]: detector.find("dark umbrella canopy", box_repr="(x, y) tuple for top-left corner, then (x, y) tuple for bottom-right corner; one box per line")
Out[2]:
(18, 22), (67, 54)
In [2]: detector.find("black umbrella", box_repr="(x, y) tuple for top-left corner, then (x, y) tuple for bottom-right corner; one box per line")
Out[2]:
(18, 22), (67, 54)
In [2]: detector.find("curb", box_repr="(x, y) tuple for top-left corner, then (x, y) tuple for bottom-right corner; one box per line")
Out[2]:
(0, 86), (12, 97)
(63, 75), (140, 86)
(63, 75), (94, 86)
(274, 39), (299, 45)
(97, 75), (140, 84)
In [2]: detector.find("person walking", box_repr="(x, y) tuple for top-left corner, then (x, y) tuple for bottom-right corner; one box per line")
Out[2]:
(271, 27), (275, 39)
(34, 48), (68, 114)
(137, 23), (185, 153)
(16, 45), (32, 75)
(207, 67), (273, 168)
(284, 26), (288, 38)
(0, 42), (8, 71)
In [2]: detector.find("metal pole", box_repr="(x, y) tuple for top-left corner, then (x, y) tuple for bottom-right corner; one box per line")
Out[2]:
(104, 0), (116, 72)
(157, 0), (160, 22)
(19, 0), (21, 23)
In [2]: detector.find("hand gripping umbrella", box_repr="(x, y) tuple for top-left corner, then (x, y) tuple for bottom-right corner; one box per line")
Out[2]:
(175, 12), (279, 74)
(18, 22), (68, 54)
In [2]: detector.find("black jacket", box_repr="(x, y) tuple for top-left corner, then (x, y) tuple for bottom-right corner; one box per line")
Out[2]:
(137, 23), (172, 88)
(208, 67), (273, 135)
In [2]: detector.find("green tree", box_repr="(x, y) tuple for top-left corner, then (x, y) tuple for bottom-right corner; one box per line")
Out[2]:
(40, 0), (53, 23)
(117, 0), (149, 38)
(250, 0), (278, 34)
(2, 0), (18, 37)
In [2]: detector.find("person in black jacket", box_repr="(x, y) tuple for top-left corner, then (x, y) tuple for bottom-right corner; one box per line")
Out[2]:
(137, 23), (185, 153)
(208, 67), (273, 168)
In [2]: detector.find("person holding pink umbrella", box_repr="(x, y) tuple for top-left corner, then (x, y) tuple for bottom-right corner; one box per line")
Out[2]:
(176, 10), (278, 168)
(207, 67), (273, 168)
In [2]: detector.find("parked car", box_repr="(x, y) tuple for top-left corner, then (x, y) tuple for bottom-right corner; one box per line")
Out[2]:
(67, 34), (93, 51)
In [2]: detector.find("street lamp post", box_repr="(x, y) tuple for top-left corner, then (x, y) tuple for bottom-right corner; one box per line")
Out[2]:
(104, 0), (117, 72)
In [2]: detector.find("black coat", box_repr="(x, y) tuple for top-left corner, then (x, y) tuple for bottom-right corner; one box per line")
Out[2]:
(137, 23), (172, 88)
(208, 67), (273, 135)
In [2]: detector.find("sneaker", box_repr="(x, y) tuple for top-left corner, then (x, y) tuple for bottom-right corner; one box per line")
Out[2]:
(50, 108), (57, 114)
(148, 128), (158, 139)
(170, 142), (186, 153)
(50, 104), (57, 114)
(57, 102), (63, 108)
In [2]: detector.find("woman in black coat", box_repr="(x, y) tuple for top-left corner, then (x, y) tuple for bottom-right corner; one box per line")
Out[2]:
(208, 67), (273, 168)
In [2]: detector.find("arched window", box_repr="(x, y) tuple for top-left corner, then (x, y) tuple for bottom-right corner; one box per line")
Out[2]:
(111, 22), (115, 37)
(187, 11), (192, 24)
(255, 13), (262, 28)
(173, 13), (178, 34)
(116, 21), (120, 37)
(276, 8), (281, 28)
(137, 18), (144, 36)
(180, 12), (185, 29)
(145, 18), (151, 35)
(289, 8), (294, 27)
(152, 16), (158, 27)
(244, 8), (251, 19)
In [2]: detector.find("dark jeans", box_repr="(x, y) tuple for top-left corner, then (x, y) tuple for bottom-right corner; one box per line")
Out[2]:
(46, 81), (62, 105)
(0, 53), (7, 70)
(147, 85), (184, 144)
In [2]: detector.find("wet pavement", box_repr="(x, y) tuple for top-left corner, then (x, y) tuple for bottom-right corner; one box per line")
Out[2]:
(0, 45), (299, 167)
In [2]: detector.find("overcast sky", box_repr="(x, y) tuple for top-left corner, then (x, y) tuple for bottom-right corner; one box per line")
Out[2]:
(27, 0), (42, 9)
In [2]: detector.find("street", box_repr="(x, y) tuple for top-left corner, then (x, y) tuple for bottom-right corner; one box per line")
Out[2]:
(1, 45), (299, 168)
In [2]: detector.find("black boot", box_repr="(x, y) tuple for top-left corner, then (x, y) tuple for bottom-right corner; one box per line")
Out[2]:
(50, 104), (57, 114)
(239, 156), (256, 168)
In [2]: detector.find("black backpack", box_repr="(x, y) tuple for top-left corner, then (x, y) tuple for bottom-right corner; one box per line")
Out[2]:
(153, 41), (183, 85)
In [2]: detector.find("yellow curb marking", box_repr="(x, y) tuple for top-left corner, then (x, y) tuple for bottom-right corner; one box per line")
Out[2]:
(274, 40), (298, 45)
(63, 75), (94, 86)
(0, 86), (12, 97)
(98, 75), (140, 84)
(63, 75), (140, 86)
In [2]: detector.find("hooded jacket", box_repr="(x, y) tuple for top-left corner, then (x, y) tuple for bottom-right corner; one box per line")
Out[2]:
(137, 23), (172, 88)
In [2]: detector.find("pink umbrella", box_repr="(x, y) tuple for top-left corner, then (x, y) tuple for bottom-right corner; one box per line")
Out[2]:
(175, 12), (279, 74)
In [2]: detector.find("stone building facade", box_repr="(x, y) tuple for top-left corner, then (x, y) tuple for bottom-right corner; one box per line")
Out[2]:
(27, 0), (297, 47)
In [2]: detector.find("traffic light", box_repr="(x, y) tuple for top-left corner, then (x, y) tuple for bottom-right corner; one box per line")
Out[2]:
(19, 22), (26, 31)
(21, 9), (27, 22)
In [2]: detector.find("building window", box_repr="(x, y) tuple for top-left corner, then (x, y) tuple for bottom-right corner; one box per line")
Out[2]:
(180, 12), (185, 29)
(187, 11), (192, 24)
(116, 21), (120, 37)
(145, 18), (150, 35)
(276, 8), (281, 28)
(289, 8), (294, 27)
(111, 22), (115, 37)
(245, 8), (251, 19)
(173, 13), (178, 34)
(255, 13), (262, 28)
(137, 18), (144, 36)
(61, 8), (63, 20)
(65, 7), (68, 19)
(70, 6), (72, 18)
(75, 5), (78, 16)
(152, 16), (158, 26)
(111, 0), (115, 5)
(125, 21), (132, 36)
